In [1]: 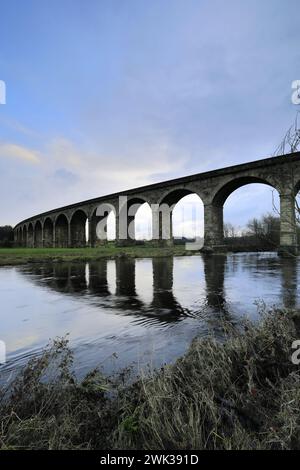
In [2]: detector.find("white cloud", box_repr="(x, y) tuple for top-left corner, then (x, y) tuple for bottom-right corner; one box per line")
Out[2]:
(0, 142), (41, 164)
(46, 136), (188, 192)
(1, 132), (189, 226)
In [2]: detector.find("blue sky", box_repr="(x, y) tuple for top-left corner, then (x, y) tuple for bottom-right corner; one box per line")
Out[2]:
(0, 0), (299, 235)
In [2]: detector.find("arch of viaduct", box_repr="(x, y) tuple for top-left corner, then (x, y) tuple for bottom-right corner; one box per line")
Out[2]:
(14, 152), (300, 255)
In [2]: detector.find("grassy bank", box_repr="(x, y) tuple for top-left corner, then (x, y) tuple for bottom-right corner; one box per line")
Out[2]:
(1, 306), (300, 450)
(0, 244), (195, 266)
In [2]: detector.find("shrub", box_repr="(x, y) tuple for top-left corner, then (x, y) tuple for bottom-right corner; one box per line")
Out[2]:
(1, 306), (300, 450)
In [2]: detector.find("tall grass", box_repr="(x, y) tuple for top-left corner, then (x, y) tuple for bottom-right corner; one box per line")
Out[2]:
(1, 306), (300, 450)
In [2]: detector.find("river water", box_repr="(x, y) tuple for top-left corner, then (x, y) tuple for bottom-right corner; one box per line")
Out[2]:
(0, 253), (299, 379)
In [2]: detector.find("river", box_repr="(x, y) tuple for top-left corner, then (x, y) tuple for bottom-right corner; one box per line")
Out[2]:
(0, 253), (299, 380)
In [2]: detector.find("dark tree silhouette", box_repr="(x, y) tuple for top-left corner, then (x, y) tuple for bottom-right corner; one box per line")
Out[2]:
(0, 225), (14, 247)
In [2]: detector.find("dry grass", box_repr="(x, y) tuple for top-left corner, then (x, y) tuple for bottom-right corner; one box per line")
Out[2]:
(0, 337), (118, 449)
(1, 306), (300, 450)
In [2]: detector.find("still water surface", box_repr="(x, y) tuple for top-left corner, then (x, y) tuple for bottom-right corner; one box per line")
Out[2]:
(0, 253), (299, 379)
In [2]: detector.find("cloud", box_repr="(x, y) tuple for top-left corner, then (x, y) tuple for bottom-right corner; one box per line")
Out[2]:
(0, 142), (41, 164)
(52, 168), (80, 185)
(46, 136), (188, 192)
(0, 129), (190, 226)
(49, 137), (83, 168)
(0, 116), (39, 138)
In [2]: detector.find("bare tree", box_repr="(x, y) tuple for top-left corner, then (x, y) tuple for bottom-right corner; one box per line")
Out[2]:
(273, 112), (300, 156)
(224, 222), (237, 238)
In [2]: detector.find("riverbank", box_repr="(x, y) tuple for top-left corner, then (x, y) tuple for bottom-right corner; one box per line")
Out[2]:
(1, 306), (299, 450)
(0, 244), (198, 266)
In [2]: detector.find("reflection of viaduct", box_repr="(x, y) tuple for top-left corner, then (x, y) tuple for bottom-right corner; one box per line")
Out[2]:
(24, 257), (231, 325)
(20, 255), (298, 325)
(14, 153), (300, 254)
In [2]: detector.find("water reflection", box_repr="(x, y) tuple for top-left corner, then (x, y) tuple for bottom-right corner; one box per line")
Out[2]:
(281, 257), (298, 309)
(151, 257), (187, 318)
(1, 253), (299, 378)
(23, 256), (230, 324)
(204, 255), (227, 313)
(89, 262), (110, 296)
(18, 253), (300, 325)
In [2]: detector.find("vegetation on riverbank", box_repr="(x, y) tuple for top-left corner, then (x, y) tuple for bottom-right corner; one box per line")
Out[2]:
(0, 226), (14, 248)
(0, 244), (197, 266)
(1, 306), (300, 450)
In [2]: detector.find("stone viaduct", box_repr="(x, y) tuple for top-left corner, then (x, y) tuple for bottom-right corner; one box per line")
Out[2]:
(14, 152), (300, 255)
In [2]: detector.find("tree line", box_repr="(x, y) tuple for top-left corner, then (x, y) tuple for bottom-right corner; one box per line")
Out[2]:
(0, 225), (14, 247)
(224, 213), (300, 251)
